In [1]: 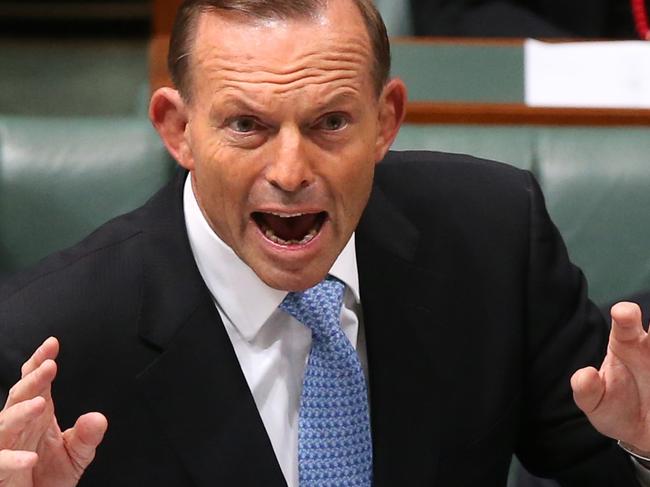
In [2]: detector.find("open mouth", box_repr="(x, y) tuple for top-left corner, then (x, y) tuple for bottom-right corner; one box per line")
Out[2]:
(252, 211), (327, 246)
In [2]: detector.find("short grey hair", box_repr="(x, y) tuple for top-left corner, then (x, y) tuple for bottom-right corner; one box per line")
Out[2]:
(167, 0), (391, 100)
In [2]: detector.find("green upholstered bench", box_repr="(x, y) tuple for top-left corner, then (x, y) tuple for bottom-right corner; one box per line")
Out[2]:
(0, 40), (149, 117)
(394, 124), (650, 307)
(0, 115), (175, 273)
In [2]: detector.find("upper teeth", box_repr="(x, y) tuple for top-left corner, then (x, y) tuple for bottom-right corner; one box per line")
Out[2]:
(268, 212), (306, 218)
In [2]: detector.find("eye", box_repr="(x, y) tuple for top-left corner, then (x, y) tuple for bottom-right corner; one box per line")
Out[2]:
(227, 117), (262, 133)
(316, 113), (348, 132)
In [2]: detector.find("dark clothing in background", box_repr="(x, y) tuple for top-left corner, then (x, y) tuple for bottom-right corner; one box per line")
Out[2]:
(410, 0), (636, 38)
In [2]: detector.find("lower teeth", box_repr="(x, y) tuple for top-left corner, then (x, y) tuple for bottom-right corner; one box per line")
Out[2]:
(264, 228), (318, 245)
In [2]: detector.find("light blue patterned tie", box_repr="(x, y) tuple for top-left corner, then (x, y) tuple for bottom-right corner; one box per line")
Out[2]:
(280, 276), (373, 487)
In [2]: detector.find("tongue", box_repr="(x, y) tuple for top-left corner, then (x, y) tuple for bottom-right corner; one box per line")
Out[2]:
(262, 213), (319, 241)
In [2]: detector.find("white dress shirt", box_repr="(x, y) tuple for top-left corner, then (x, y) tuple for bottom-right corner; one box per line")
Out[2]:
(183, 176), (367, 487)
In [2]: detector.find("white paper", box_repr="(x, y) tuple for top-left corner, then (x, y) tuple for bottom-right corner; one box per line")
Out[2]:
(525, 39), (650, 109)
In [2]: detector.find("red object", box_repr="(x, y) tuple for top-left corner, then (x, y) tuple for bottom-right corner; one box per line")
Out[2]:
(632, 0), (650, 40)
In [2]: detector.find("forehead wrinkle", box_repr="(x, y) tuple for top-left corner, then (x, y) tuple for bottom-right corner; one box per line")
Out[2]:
(202, 58), (368, 101)
(218, 83), (360, 104)
(218, 42), (370, 73)
(201, 48), (368, 78)
(218, 69), (360, 95)
(197, 31), (371, 67)
(194, 34), (371, 79)
(220, 57), (365, 77)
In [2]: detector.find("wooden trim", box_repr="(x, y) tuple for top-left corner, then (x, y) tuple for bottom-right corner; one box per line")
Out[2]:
(392, 37), (525, 46)
(390, 37), (597, 46)
(405, 102), (650, 126)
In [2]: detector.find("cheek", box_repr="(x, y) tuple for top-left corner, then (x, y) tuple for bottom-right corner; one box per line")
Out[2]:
(191, 146), (233, 217)
(330, 154), (375, 217)
(194, 137), (236, 189)
(196, 145), (262, 219)
(345, 138), (378, 183)
(187, 123), (262, 238)
(349, 162), (375, 204)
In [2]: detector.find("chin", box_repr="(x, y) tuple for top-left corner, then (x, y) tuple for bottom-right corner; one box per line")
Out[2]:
(256, 266), (330, 292)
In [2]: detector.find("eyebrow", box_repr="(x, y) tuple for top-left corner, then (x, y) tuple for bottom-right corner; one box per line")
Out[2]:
(209, 88), (363, 120)
(316, 90), (361, 110)
(209, 96), (267, 119)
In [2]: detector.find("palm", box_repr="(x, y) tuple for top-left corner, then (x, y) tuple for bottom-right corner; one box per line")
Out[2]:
(5, 416), (68, 487)
(0, 338), (106, 486)
(32, 416), (83, 487)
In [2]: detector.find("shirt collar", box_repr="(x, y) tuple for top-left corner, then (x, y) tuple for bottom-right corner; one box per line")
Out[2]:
(183, 175), (360, 341)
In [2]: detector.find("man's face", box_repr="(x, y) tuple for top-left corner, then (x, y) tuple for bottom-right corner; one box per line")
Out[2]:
(180, 1), (392, 291)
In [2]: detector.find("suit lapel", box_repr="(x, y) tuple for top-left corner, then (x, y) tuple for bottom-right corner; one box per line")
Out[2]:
(133, 170), (286, 487)
(136, 302), (286, 487)
(356, 185), (442, 486)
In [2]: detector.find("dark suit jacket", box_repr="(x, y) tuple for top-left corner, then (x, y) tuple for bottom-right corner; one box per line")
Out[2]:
(0, 151), (640, 486)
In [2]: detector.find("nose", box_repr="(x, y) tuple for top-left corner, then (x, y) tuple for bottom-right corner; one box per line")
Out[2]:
(265, 126), (314, 193)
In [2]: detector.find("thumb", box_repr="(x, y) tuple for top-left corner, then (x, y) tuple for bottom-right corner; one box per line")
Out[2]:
(571, 366), (605, 414)
(62, 412), (108, 474)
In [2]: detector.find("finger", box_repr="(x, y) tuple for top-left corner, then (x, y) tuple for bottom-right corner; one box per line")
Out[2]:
(62, 413), (108, 473)
(0, 397), (47, 449)
(0, 450), (38, 481)
(20, 337), (59, 378)
(571, 366), (605, 414)
(610, 302), (644, 344)
(5, 360), (57, 409)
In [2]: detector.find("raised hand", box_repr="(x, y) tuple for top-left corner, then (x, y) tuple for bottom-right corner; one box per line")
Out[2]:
(0, 337), (107, 486)
(571, 302), (650, 453)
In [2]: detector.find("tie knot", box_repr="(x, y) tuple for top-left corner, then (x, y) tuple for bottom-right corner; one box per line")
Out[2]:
(280, 276), (345, 336)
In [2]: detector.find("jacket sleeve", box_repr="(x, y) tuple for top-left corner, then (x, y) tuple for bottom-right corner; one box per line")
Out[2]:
(516, 171), (640, 485)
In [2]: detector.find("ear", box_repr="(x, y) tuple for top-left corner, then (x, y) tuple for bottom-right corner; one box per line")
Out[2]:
(149, 87), (195, 170)
(374, 78), (407, 163)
